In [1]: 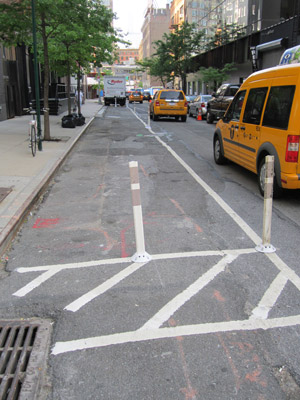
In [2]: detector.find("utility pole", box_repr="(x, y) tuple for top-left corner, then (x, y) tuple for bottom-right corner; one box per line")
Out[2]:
(31, 0), (42, 151)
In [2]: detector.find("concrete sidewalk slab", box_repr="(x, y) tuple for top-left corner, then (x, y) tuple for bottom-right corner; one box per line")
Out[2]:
(0, 99), (103, 257)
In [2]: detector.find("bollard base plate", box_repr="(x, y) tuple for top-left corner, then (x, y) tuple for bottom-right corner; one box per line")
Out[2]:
(255, 243), (276, 253)
(131, 252), (152, 263)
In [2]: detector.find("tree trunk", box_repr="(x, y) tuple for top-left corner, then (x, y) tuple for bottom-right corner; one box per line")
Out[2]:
(41, 13), (51, 141)
(77, 68), (81, 115)
(67, 62), (71, 115)
(181, 74), (187, 94)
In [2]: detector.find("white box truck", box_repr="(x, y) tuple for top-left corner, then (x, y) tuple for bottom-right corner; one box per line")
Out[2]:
(103, 76), (126, 106)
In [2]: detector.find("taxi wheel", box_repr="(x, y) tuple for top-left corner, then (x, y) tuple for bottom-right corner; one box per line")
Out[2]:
(153, 113), (159, 121)
(213, 135), (226, 165)
(181, 115), (187, 122)
(258, 158), (283, 198)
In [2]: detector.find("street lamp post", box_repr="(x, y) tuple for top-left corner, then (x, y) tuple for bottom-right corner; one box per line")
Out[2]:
(31, 0), (42, 151)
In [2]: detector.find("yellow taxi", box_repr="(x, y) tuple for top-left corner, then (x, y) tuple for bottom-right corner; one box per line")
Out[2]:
(213, 63), (300, 197)
(129, 91), (143, 104)
(149, 89), (188, 122)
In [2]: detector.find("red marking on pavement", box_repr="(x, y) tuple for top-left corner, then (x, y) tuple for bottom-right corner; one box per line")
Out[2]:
(217, 333), (242, 392)
(245, 368), (267, 387)
(120, 223), (134, 258)
(139, 164), (149, 177)
(92, 184), (105, 199)
(170, 198), (203, 233)
(213, 290), (225, 302)
(168, 319), (198, 400)
(33, 218), (60, 229)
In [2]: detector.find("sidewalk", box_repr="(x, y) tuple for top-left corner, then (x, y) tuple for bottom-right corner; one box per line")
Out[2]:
(0, 99), (103, 257)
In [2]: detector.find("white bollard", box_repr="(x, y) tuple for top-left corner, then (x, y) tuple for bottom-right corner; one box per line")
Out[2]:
(146, 104), (151, 129)
(129, 161), (152, 262)
(114, 97), (117, 108)
(256, 155), (276, 253)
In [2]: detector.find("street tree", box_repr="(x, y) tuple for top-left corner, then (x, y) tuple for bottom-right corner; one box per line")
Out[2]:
(152, 22), (204, 93)
(136, 53), (173, 87)
(0, 0), (120, 140)
(48, 0), (120, 115)
(198, 63), (236, 92)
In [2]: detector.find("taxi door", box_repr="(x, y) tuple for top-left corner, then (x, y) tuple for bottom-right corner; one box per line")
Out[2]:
(238, 87), (269, 172)
(220, 90), (246, 164)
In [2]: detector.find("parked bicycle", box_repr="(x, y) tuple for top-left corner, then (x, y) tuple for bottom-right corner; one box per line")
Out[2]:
(23, 104), (48, 156)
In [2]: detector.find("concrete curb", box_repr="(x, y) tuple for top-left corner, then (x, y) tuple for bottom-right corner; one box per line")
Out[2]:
(0, 110), (101, 258)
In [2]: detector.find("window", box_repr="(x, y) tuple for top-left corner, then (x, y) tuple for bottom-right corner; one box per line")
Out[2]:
(224, 90), (246, 122)
(243, 87), (268, 125)
(160, 91), (184, 100)
(262, 86), (295, 130)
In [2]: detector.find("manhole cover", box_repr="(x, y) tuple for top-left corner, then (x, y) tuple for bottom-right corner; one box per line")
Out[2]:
(0, 319), (52, 400)
(0, 188), (12, 204)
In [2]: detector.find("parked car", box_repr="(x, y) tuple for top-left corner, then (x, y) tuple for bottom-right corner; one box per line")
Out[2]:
(213, 63), (300, 197)
(143, 91), (151, 101)
(189, 94), (213, 118)
(129, 91), (143, 104)
(206, 83), (241, 123)
(185, 95), (197, 112)
(149, 89), (188, 122)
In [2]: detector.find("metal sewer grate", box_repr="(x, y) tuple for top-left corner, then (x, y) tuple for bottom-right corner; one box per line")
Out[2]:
(0, 319), (51, 400)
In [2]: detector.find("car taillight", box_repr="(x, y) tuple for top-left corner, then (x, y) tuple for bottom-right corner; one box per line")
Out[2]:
(286, 135), (299, 162)
(155, 101), (160, 106)
(201, 102), (205, 107)
(184, 101), (188, 107)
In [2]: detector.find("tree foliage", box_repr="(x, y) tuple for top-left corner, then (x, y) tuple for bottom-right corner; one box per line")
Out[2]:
(199, 63), (236, 92)
(0, 0), (124, 139)
(139, 22), (204, 93)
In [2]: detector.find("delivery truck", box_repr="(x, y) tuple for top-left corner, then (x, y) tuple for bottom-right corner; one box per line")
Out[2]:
(103, 76), (126, 106)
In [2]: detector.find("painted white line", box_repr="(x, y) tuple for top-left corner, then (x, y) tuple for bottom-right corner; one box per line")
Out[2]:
(13, 268), (64, 297)
(140, 253), (238, 330)
(131, 183), (140, 190)
(16, 257), (132, 273)
(151, 248), (256, 261)
(52, 314), (300, 355)
(13, 249), (255, 297)
(251, 272), (288, 320)
(266, 252), (300, 291)
(65, 262), (148, 312)
(129, 106), (261, 246)
(131, 109), (300, 300)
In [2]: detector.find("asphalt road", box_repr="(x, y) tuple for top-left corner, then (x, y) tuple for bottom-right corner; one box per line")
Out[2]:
(1, 103), (300, 399)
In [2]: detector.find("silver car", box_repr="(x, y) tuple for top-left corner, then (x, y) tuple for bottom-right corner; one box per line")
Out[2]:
(189, 94), (212, 119)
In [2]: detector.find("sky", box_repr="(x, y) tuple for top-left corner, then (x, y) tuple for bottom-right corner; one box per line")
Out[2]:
(113, 0), (171, 48)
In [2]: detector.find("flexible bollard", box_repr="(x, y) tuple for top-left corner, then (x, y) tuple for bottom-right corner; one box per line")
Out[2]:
(129, 161), (152, 262)
(146, 105), (151, 129)
(256, 155), (276, 253)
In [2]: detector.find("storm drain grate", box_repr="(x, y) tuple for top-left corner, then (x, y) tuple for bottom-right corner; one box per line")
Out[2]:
(0, 319), (52, 400)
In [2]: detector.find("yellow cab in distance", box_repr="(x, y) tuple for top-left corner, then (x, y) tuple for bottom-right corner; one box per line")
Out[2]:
(129, 91), (143, 104)
(213, 63), (300, 197)
(149, 89), (188, 122)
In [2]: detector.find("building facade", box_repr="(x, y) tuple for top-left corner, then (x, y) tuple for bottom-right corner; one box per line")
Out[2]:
(115, 49), (139, 65)
(141, 3), (171, 87)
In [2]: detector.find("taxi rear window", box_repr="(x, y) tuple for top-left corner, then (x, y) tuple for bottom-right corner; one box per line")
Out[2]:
(262, 85), (295, 130)
(160, 91), (184, 100)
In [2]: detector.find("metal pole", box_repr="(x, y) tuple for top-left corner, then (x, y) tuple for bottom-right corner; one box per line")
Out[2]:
(256, 155), (276, 253)
(31, 0), (42, 151)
